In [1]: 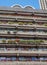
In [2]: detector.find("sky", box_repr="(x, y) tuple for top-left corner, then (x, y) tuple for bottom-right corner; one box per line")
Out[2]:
(0, 0), (40, 9)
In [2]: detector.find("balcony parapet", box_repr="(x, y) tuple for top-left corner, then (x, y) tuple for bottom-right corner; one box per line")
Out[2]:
(0, 61), (47, 65)
(0, 50), (47, 54)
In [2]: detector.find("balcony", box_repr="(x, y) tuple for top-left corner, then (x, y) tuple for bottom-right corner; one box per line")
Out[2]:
(0, 39), (46, 45)
(17, 25), (47, 29)
(0, 14), (47, 21)
(0, 61), (46, 65)
(15, 34), (47, 39)
(0, 30), (47, 35)
(16, 31), (47, 36)
(0, 30), (17, 34)
(0, 21), (47, 29)
(0, 56), (47, 61)
(0, 46), (47, 52)
(0, 50), (47, 55)
(18, 39), (44, 44)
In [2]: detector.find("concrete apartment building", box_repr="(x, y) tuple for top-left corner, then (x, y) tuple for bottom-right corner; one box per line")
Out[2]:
(0, 4), (47, 65)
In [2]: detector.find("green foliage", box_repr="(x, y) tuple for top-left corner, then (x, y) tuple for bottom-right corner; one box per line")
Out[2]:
(2, 39), (6, 43)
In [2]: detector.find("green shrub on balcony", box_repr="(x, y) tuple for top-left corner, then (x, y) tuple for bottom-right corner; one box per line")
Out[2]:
(44, 24), (47, 26)
(27, 40), (44, 44)
(19, 40), (35, 44)
(39, 40), (44, 42)
(24, 23), (27, 25)
(35, 40), (40, 44)
(15, 22), (18, 24)
(19, 40), (44, 44)
(28, 22), (33, 25)
(27, 40), (34, 44)
(0, 22), (2, 24)
(8, 21), (15, 24)
(34, 40), (44, 44)
(2, 40), (6, 43)
(8, 22), (12, 24)
(19, 40), (26, 43)
(18, 22), (24, 25)
(8, 40), (13, 43)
